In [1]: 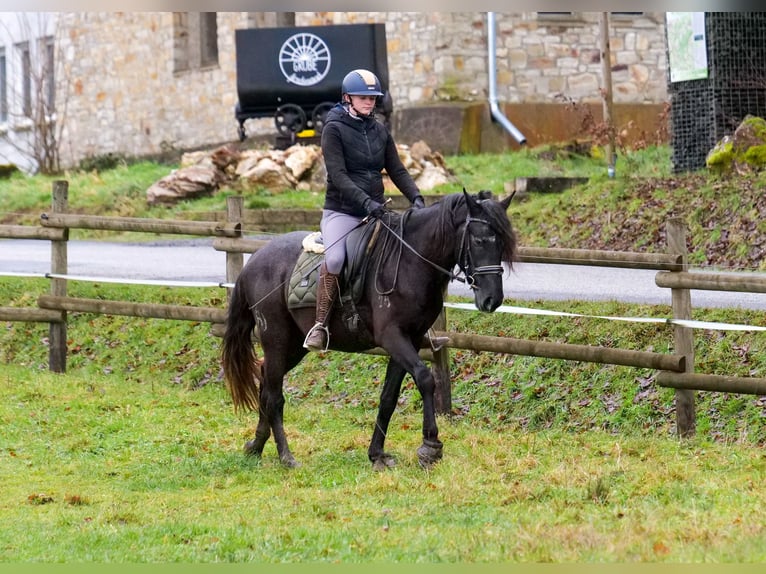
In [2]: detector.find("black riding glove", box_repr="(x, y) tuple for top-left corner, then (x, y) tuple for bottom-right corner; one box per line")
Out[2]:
(412, 196), (425, 209)
(365, 199), (386, 219)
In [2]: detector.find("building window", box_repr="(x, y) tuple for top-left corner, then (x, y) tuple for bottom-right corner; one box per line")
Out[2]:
(173, 11), (218, 72)
(16, 41), (31, 118)
(0, 48), (7, 123)
(42, 36), (55, 112)
(200, 12), (218, 67)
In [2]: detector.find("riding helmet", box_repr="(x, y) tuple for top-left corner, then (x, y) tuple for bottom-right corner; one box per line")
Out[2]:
(341, 69), (384, 97)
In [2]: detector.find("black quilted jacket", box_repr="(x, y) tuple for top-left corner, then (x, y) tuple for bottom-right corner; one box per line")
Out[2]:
(320, 103), (421, 217)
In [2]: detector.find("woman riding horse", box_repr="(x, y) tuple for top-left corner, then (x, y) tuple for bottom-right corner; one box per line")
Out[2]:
(303, 68), (426, 352)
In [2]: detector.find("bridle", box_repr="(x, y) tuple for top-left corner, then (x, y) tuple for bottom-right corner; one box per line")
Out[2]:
(457, 215), (505, 290)
(372, 208), (505, 292)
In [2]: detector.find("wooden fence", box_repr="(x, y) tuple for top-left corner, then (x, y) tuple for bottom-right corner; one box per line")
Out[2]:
(2, 181), (766, 437)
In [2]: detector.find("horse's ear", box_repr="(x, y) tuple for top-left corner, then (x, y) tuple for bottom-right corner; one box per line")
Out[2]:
(463, 188), (479, 213)
(500, 191), (516, 211)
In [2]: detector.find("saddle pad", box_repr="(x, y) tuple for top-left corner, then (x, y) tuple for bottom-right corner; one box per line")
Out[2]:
(287, 250), (322, 309)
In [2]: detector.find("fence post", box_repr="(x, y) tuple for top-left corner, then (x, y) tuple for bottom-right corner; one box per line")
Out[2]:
(667, 218), (695, 437)
(49, 180), (69, 373)
(432, 288), (451, 414)
(225, 196), (244, 301)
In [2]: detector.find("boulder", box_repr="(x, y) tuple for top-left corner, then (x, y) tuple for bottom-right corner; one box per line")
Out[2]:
(239, 157), (292, 189)
(707, 115), (766, 174)
(284, 144), (319, 180)
(146, 164), (220, 205)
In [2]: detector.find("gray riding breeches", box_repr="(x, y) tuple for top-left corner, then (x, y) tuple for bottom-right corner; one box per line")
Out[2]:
(320, 209), (363, 275)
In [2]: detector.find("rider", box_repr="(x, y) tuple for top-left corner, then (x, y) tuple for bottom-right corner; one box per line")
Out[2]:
(303, 68), (426, 352)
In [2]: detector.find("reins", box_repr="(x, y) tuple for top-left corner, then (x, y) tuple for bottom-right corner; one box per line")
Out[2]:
(247, 197), (505, 311)
(371, 207), (505, 291)
(371, 211), (462, 291)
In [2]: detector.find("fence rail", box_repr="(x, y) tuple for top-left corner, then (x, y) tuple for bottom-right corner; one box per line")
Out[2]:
(2, 181), (766, 438)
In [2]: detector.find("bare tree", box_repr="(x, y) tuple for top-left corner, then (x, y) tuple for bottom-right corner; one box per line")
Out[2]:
(0, 13), (68, 174)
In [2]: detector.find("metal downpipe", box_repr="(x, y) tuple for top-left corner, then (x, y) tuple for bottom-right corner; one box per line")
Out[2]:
(487, 12), (527, 145)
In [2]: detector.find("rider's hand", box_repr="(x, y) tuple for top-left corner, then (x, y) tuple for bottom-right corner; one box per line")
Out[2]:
(365, 199), (386, 219)
(412, 196), (425, 209)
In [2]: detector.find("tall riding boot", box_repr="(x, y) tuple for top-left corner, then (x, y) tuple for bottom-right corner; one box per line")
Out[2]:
(303, 263), (340, 352)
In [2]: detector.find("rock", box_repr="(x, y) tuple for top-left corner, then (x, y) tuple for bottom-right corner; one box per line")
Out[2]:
(210, 144), (241, 171)
(706, 136), (734, 173)
(306, 160), (327, 192)
(409, 140), (432, 163)
(239, 157), (292, 189)
(707, 115), (766, 174)
(147, 140), (455, 204)
(234, 150), (267, 177)
(146, 164), (220, 205)
(284, 144), (319, 180)
(415, 164), (454, 189)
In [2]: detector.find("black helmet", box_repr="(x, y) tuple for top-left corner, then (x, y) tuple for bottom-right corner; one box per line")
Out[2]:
(341, 69), (384, 97)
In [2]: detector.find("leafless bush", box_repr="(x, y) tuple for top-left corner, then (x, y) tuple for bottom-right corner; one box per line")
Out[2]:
(0, 13), (68, 174)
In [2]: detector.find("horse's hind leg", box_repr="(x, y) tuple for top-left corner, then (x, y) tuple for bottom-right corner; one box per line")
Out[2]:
(368, 359), (407, 471)
(258, 347), (304, 468)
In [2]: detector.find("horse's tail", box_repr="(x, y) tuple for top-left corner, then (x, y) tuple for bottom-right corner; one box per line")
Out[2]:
(221, 281), (262, 413)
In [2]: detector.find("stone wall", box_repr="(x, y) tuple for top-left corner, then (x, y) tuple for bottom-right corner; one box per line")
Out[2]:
(54, 11), (669, 168)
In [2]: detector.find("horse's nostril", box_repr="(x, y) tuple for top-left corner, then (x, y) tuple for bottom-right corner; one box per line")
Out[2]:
(476, 295), (499, 312)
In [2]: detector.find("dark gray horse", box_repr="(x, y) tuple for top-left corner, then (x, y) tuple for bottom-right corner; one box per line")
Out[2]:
(221, 190), (517, 469)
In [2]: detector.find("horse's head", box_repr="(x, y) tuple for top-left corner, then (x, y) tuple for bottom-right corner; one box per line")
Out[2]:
(458, 189), (517, 312)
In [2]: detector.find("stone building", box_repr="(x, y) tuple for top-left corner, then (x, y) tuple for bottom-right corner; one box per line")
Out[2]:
(1, 11), (669, 172)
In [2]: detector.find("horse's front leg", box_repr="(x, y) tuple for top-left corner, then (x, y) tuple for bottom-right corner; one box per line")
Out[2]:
(368, 359), (406, 471)
(381, 336), (443, 469)
(411, 362), (444, 468)
(244, 408), (271, 457)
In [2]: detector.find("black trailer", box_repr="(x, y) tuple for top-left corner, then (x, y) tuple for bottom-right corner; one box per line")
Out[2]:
(234, 23), (392, 146)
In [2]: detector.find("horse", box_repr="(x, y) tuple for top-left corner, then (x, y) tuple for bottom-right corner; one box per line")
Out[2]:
(221, 189), (517, 470)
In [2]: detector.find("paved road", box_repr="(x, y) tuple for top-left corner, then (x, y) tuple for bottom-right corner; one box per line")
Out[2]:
(2, 238), (765, 310)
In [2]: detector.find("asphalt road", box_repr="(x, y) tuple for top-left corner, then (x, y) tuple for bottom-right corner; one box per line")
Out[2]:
(2, 238), (765, 310)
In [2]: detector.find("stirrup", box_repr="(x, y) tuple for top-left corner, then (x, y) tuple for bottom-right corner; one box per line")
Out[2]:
(427, 328), (449, 352)
(303, 322), (330, 352)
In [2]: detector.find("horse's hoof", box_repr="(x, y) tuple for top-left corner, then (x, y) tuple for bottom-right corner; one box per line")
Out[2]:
(281, 455), (301, 468)
(371, 453), (397, 472)
(243, 440), (263, 457)
(416, 440), (443, 469)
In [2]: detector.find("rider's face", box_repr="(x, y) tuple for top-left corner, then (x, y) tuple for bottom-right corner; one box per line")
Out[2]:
(349, 95), (377, 113)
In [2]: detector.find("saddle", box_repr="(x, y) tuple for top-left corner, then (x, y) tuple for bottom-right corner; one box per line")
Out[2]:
(286, 219), (385, 330)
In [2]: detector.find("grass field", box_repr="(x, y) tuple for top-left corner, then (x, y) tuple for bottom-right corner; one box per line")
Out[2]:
(3, 145), (766, 561)
(2, 359), (766, 562)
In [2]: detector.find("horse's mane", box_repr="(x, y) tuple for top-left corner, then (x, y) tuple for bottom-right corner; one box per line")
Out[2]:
(434, 191), (518, 268)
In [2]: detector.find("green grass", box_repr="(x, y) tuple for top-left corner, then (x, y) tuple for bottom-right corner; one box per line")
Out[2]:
(3, 145), (766, 561)
(2, 361), (766, 562)
(3, 277), (766, 560)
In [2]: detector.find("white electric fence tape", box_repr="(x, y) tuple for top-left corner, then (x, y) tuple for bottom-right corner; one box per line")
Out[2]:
(2, 271), (764, 332)
(445, 302), (766, 332)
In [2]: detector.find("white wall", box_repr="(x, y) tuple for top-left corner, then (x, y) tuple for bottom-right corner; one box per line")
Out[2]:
(0, 12), (58, 173)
